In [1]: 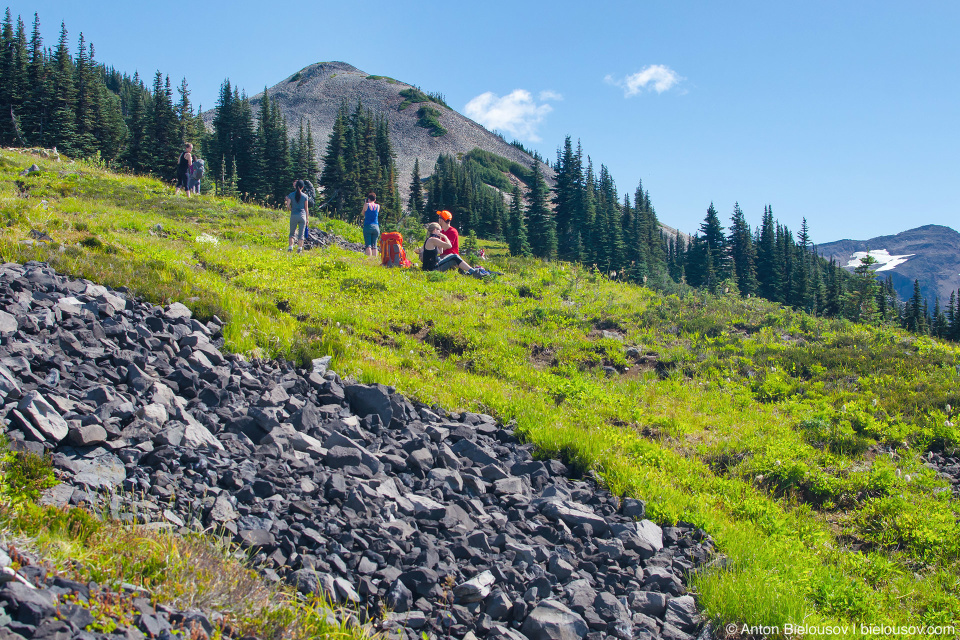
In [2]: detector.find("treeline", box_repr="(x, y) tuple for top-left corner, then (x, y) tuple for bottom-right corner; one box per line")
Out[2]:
(318, 102), (401, 222)
(207, 81), (320, 205)
(901, 279), (960, 340)
(0, 9), (321, 206)
(413, 138), (960, 337)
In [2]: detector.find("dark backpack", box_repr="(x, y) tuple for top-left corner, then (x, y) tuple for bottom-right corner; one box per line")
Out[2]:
(303, 179), (316, 206)
(191, 159), (205, 180)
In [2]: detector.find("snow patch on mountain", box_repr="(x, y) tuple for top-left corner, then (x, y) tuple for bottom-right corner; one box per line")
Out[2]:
(845, 249), (915, 272)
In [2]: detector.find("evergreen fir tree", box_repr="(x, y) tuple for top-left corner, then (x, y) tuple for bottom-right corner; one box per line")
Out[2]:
(48, 22), (77, 153)
(844, 254), (879, 324)
(525, 161), (556, 259)
(23, 13), (47, 144)
(727, 202), (758, 296)
(408, 157), (424, 218)
(73, 33), (99, 156)
(507, 185), (531, 257)
(906, 279), (925, 333)
(756, 206), (782, 301)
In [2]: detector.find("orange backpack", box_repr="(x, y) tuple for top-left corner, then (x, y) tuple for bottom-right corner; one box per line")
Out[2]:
(379, 232), (412, 268)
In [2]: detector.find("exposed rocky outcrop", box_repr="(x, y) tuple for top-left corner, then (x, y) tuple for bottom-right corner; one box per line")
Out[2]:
(0, 262), (716, 640)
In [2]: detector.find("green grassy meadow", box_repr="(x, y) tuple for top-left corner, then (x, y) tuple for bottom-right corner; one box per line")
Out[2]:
(1, 150), (959, 638)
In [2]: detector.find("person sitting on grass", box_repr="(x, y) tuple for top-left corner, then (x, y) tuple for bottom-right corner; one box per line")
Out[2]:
(437, 210), (459, 256)
(416, 223), (483, 276)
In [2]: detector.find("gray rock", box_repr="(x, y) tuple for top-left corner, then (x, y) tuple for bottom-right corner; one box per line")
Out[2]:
(622, 497), (645, 518)
(207, 495), (238, 523)
(154, 425), (185, 447)
(334, 577), (360, 603)
(137, 403), (168, 426)
(661, 622), (695, 640)
(344, 383), (393, 427)
(539, 500), (608, 536)
(547, 555), (574, 581)
(0, 364), (20, 401)
(521, 599), (588, 640)
(292, 569), (336, 599)
(311, 356), (332, 375)
(72, 453), (126, 490)
(386, 578), (413, 613)
(17, 391), (68, 442)
(323, 431), (382, 473)
(164, 302), (192, 319)
(564, 579), (597, 614)
(493, 477), (526, 496)
(454, 570), (495, 603)
(0, 311), (17, 335)
(665, 595), (701, 632)
(635, 519), (664, 558)
(485, 589), (513, 620)
(66, 423), (108, 447)
(594, 592), (630, 622)
(631, 591), (668, 617)
(384, 610), (428, 630)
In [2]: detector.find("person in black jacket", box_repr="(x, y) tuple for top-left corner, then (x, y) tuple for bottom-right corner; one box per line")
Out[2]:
(175, 143), (193, 197)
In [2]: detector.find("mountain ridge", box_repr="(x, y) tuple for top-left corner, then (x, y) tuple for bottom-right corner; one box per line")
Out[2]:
(202, 61), (554, 191)
(817, 224), (960, 304)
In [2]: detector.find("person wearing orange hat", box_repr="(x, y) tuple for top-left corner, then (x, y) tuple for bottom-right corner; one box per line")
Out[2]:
(437, 210), (460, 257)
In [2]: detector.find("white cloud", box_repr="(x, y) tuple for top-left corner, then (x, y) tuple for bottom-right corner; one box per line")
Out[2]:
(606, 65), (683, 96)
(464, 89), (559, 142)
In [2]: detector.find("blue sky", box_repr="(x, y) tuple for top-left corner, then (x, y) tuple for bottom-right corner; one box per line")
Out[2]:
(10, 1), (959, 242)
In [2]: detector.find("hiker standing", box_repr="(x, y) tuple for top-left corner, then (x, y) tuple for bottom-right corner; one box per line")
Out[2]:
(437, 210), (459, 256)
(362, 192), (381, 258)
(295, 179), (317, 239)
(189, 156), (204, 195)
(285, 180), (309, 254)
(175, 143), (193, 197)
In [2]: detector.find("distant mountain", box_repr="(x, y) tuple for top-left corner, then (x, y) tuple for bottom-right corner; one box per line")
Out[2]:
(817, 225), (960, 304)
(202, 61), (553, 189)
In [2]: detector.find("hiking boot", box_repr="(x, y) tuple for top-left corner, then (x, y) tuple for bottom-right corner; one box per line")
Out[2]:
(286, 246), (293, 252)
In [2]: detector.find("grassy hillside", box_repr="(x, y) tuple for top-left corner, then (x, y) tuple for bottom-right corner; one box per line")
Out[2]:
(2, 149), (959, 637)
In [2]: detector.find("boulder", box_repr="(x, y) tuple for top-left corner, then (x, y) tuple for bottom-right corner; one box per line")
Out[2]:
(521, 599), (588, 640)
(17, 391), (68, 442)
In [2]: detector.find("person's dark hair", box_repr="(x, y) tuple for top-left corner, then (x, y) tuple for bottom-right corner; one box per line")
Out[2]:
(295, 179), (305, 203)
(367, 192), (377, 202)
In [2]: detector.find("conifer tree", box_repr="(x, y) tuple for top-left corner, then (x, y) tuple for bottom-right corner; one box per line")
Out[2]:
(408, 157), (424, 218)
(48, 22), (77, 152)
(727, 202), (757, 296)
(756, 206), (781, 301)
(525, 161), (556, 259)
(73, 34), (99, 156)
(906, 279), (925, 333)
(507, 185), (531, 257)
(23, 13), (47, 144)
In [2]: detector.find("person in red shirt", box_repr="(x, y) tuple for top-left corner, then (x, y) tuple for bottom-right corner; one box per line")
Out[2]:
(437, 210), (459, 256)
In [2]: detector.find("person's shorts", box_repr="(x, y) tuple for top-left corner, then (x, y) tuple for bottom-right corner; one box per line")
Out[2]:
(289, 213), (307, 241)
(176, 173), (188, 189)
(363, 224), (380, 248)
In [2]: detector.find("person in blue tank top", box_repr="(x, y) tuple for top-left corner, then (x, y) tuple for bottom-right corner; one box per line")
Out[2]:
(361, 192), (380, 257)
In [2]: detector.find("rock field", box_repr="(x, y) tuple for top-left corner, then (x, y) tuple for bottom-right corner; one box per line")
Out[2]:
(0, 262), (717, 640)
